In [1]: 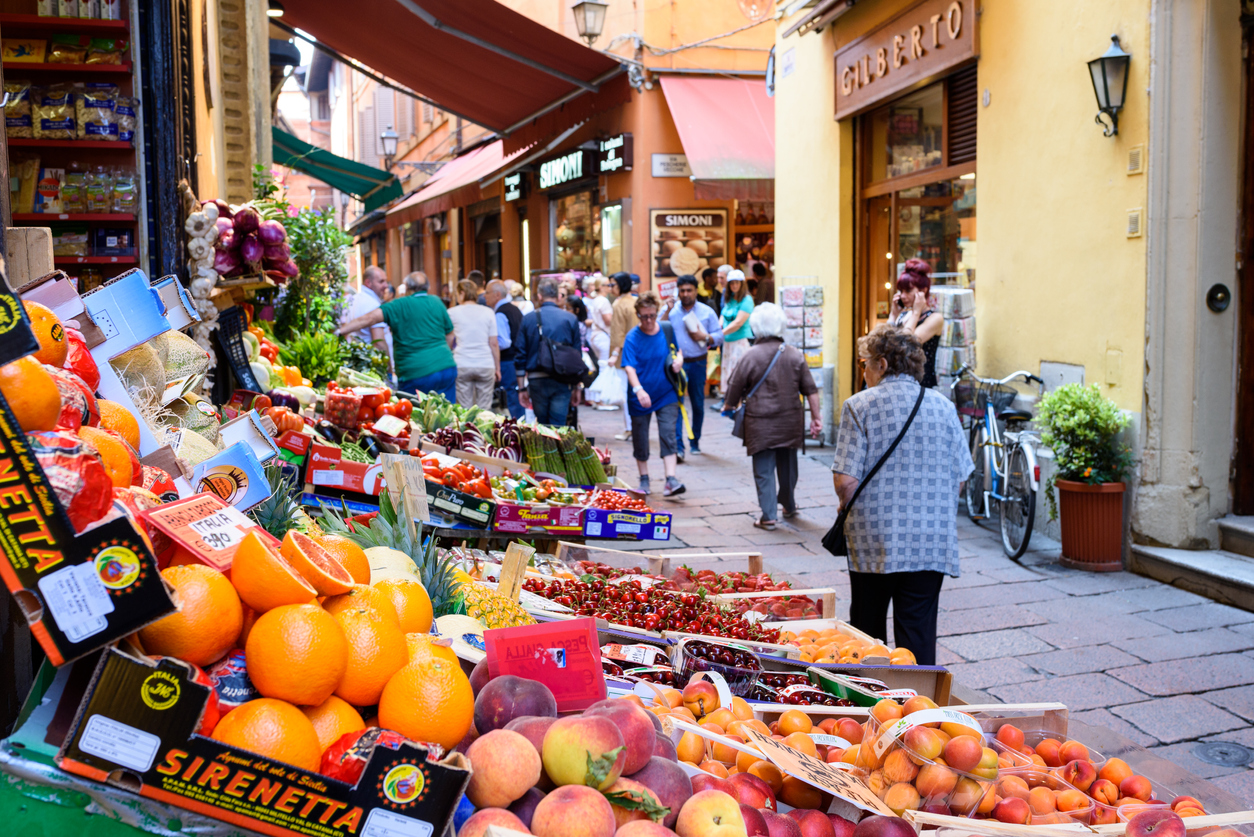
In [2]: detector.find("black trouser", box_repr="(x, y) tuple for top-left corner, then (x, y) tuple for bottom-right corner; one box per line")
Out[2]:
(848, 570), (945, 665)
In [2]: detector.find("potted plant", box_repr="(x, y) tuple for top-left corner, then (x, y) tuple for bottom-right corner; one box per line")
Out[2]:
(1037, 383), (1135, 571)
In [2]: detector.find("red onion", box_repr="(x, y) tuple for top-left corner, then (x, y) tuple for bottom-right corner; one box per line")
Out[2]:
(239, 233), (263, 264)
(217, 228), (237, 251)
(233, 206), (260, 234)
(276, 259), (299, 278)
(263, 242), (290, 261)
(213, 249), (240, 274)
(206, 199), (232, 218)
(258, 219), (287, 245)
(214, 217), (232, 235)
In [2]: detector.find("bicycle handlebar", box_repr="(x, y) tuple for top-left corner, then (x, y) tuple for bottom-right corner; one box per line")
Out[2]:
(953, 365), (1043, 388)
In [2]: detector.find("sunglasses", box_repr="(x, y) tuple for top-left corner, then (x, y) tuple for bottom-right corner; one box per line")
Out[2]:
(639, 313), (658, 321)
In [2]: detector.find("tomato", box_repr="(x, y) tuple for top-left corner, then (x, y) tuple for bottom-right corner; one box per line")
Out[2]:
(394, 399), (413, 419)
(251, 395), (272, 412)
(357, 405), (375, 423)
(380, 387), (393, 402)
(375, 404), (392, 420)
(360, 389), (386, 410)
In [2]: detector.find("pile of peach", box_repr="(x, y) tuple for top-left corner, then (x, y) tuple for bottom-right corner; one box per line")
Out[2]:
(776, 628), (917, 665)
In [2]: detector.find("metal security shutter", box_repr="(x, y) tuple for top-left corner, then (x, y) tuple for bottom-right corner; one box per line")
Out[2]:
(947, 64), (978, 165)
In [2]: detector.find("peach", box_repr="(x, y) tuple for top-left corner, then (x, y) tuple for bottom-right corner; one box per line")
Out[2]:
(587, 698), (660, 775)
(740, 805), (770, 837)
(532, 785), (616, 837)
(789, 809), (839, 837)
(881, 749), (919, 785)
(617, 823), (678, 837)
(459, 809), (531, 837)
(629, 756), (693, 829)
(1035, 738), (1063, 767)
(783, 732), (818, 758)
(748, 760), (785, 794)
(542, 715), (628, 790)
(1125, 808), (1186, 837)
(466, 730), (543, 808)
(916, 764), (959, 799)
(871, 699), (903, 725)
(605, 777), (666, 830)
(1060, 758), (1097, 792)
(1099, 757), (1133, 786)
(836, 718), (863, 744)
(949, 777), (985, 814)
(1028, 786), (1056, 815)
(902, 726), (944, 761)
(1090, 778), (1119, 806)
(710, 734), (745, 766)
(883, 782), (922, 815)
(1056, 789), (1089, 813)
(777, 709), (813, 735)
(780, 776), (823, 810)
(1120, 775), (1153, 802)
(675, 790), (746, 837)
(993, 797), (1031, 825)
(683, 681), (720, 717)
(700, 760), (729, 778)
(1058, 740), (1090, 764)
(996, 724), (1025, 751)
(901, 696), (939, 717)
(729, 772), (778, 811)
(943, 735), (982, 773)
(691, 773), (733, 796)
(997, 775), (1030, 802)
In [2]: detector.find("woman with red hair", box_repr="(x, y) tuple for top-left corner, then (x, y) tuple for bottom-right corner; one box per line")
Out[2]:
(891, 258), (944, 388)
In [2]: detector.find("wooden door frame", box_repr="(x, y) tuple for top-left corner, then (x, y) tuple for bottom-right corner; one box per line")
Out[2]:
(1235, 10), (1254, 514)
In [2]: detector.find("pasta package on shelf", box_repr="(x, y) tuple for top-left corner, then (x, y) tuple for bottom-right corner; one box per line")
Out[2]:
(76, 82), (119, 140)
(941, 316), (977, 347)
(115, 96), (138, 142)
(86, 37), (128, 64)
(32, 84), (75, 139)
(47, 33), (88, 64)
(5, 81), (33, 138)
(11, 155), (42, 214)
(52, 224), (90, 256)
(2, 39), (47, 63)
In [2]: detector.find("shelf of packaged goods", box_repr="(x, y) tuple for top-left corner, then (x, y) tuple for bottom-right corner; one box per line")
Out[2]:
(7, 138), (132, 149)
(0, 14), (128, 34)
(13, 213), (135, 222)
(54, 255), (136, 265)
(3, 61), (132, 73)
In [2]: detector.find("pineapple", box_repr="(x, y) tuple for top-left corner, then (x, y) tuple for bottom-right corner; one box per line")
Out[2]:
(249, 464), (311, 539)
(452, 568), (535, 629)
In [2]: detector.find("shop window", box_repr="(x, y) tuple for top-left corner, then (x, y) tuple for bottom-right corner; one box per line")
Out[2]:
(866, 85), (944, 182)
(552, 191), (599, 272)
(600, 204), (623, 275)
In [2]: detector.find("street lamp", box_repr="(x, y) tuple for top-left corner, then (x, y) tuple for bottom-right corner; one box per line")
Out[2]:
(380, 125), (398, 165)
(1087, 35), (1130, 137)
(571, 1), (609, 47)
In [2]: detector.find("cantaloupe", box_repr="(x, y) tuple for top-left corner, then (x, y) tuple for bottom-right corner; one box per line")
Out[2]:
(165, 393), (221, 443)
(111, 344), (166, 409)
(156, 330), (211, 382)
(172, 427), (220, 467)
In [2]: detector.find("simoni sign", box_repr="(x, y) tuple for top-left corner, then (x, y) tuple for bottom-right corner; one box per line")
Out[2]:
(537, 149), (593, 190)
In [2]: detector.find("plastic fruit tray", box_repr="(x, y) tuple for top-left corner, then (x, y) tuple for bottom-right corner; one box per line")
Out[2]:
(999, 768), (1096, 825)
(672, 637), (762, 697)
(987, 732), (1109, 772)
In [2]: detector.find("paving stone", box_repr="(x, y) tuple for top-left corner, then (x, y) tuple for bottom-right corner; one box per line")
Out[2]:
(945, 657), (1045, 690)
(1026, 613), (1172, 650)
(977, 563), (1047, 583)
(1023, 645), (1144, 676)
(1112, 628), (1254, 663)
(942, 572), (1004, 589)
(1146, 742), (1249, 779)
(1109, 654), (1254, 696)
(1210, 771), (1254, 808)
(1199, 685), (1254, 723)
(1202, 726), (1254, 750)
(1068, 708), (1161, 748)
(936, 605), (1049, 636)
(702, 502), (767, 517)
(758, 555), (838, 575)
(940, 629), (1056, 661)
(741, 530), (809, 545)
(939, 581), (1068, 612)
(1042, 572), (1160, 596)
(670, 532), (757, 548)
(989, 672), (1148, 711)
(1141, 603), (1254, 632)
(1098, 585), (1213, 613)
(936, 645), (965, 666)
(1112, 695), (1247, 744)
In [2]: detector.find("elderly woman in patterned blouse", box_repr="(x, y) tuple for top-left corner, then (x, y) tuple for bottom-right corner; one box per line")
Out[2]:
(831, 325), (972, 665)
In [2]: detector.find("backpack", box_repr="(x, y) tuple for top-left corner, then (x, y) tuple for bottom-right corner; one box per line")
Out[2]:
(536, 308), (586, 385)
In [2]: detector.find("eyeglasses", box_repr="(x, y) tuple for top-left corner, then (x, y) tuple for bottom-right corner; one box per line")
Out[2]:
(638, 314), (658, 322)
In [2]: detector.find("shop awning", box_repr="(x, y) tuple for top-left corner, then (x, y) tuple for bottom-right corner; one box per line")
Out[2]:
(278, 0), (625, 144)
(386, 140), (531, 226)
(659, 77), (775, 202)
(781, 0), (855, 38)
(272, 127), (403, 212)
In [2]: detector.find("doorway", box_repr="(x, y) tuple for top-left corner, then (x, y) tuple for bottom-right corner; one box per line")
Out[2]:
(1235, 11), (1254, 513)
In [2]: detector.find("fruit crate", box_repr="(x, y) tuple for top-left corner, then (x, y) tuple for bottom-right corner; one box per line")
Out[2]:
(215, 305), (262, 392)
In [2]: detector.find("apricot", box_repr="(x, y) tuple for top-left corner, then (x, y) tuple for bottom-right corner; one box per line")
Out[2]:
(836, 718), (864, 744)
(1030, 754), (1047, 767)
(782, 732), (818, 757)
(699, 721), (725, 737)
(1098, 757), (1133, 787)
(1171, 796), (1204, 812)
(917, 763), (959, 799)
(865, 768), (888, 798)
(670, 706), (697, 723)
(997, 775), (1030, 802)
(729, 696), (753, 721)
(943, 735), (983, 773)
(903, 726), (944, 762)
(1059, 739), (1090, 764)
(1028, 786), (1056, 815)
(826, 747), (846, 763)
(840, 744), (859, 765)
(883, 782), (922, 815)
(699, 760), (728, 778)
(710, 734), (745, 765)
(901, 695), (939, 717)
(1177, 807), (1207, 818)
(1119, 774), (1153, 802)
(890, 647), (917, 665)
(745, 719), (772, 736)
(996, 724), (1025, 751)
(940, 720), (983, 740)
(768, 721), (780, 735)
(1056, 789), (1089, 813)
(1060, 758), (1097, 791)
(777, 709), (813, 736)
(882, 749), (920, 785)
(976, 786), (999, 815)
(748, 760), (784, 793)
(950, 777), (985, 814)
(703, 708), (735, 729)
(1092, 805), (1119, 825)
(676, 732), (706, 764)
(1035, 738), (1063, 767)
(781, 775), (823, 809)
(659, 688), (683, 707)
(1090, 778), (1119, 806)
(871, 698), (903, 725)
(735, 747), (765, 773)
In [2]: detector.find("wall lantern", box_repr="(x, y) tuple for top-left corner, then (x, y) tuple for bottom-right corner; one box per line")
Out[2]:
(1087, 35), (1131, 137)
(571, 1), (609, 47)
(380, 125), (399, 163)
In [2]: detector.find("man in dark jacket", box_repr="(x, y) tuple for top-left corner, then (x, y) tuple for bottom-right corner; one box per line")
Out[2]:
(514, 276), (581, 426)
(485, 279), (524, 418)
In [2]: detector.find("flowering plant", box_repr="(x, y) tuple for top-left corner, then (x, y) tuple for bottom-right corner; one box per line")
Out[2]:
(1036, 383), (1135, 520)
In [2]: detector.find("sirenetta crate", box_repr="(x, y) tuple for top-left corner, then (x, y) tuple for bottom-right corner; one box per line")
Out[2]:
(57, 647), (470, 837)
(583, 507), (672, 540)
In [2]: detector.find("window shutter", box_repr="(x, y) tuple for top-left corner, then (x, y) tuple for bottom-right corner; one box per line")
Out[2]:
(396, 93), (414, 142)
(947, 64), (978, 166)
(422, 102), (433, 124)
(374, 87), (396, 156)
(359, 105), (378, 168)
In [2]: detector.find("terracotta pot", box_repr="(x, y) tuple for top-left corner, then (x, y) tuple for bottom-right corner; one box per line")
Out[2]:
(1056, 479), (1125, 572)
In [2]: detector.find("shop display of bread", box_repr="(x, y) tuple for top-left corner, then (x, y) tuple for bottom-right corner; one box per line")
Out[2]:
(654, 227), (726, 277)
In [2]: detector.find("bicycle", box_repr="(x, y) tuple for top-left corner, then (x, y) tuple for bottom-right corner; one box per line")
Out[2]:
(951, 365), (1045, 560)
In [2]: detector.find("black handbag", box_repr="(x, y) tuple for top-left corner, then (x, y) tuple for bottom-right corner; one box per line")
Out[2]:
(822, 385), (927, 556)
(660, 322), (688, 395)
(730, 344), (784, 440)
(536, 310), (586, 385)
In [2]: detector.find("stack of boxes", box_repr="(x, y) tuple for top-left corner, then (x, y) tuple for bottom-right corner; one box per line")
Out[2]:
(781, 285), (825, 367)
(932, 286), (976, 396)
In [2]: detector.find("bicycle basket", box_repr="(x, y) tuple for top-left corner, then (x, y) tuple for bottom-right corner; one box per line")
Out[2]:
(980, 384), (1020, 414)
(953, 380), (982, 417)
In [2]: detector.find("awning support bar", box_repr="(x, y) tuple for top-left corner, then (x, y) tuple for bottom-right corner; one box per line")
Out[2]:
(499, 64), (625, 137)
(395, 0), (600, 92)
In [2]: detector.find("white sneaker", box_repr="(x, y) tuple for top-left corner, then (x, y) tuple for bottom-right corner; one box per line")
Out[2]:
(614, 430), (632, 441)
(595, 404), (620, 411)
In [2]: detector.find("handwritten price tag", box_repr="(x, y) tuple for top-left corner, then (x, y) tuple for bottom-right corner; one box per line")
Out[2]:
(187, 508), (252, 552)
(742, 728), (895, 816)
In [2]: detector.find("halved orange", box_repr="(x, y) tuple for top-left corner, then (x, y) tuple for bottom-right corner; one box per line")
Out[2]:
(230, 531), (317, 612)
(281, 530), (354, 596)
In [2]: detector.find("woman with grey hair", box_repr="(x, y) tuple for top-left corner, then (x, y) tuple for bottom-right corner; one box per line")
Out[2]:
(723, 302), (821, 530)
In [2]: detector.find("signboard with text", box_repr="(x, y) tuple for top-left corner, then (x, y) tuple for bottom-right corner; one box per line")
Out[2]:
(503, 172), (526, 202)
(597, 133), (633, 173)
(649, 209), (728, 280)
(484, 617), (605, 711)
(536, 149), (594, 190)
(651, 153), (691, 178)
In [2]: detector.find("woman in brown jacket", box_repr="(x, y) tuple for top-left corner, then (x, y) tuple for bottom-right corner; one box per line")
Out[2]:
(724, 303), (822, 530)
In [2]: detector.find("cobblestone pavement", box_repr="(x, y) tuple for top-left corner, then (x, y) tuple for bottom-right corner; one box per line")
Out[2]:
(577, 400), (1254, 804)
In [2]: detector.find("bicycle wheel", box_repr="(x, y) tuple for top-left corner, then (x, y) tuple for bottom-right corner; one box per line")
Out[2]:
(1000, 444), (1036, 560)
(965, 425), (987, 522)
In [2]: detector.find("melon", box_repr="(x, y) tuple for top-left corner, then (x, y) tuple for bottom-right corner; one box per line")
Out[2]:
(165, 393), (221, 443)
(172, 427), (220, 467)
(156, 330), (211, 382)
(365, 546), (421, 584)
(111, 344), (166, 408)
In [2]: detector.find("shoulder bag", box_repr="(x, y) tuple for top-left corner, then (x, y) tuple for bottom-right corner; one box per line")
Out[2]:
(535, 308), (586, 385)
(660, 321), (688, 395)
(730, 344), (785, 440)
(822, 384), (927, 556)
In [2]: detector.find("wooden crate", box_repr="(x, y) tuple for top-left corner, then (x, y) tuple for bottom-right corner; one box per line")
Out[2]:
(710, 587), (840, 620)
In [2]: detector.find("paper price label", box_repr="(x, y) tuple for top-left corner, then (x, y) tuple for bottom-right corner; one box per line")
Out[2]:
(361, 807), (435, 837)
(602, 643), (668, 666)
(873, 707), (981, 758)
(742, 728), (894, 815)
(38, 562), (114, 642)
(810, 733), (853, 748)
(79, 715), (160, 772)
(187, 506), (252, 552)
(382, 454), (431, 536)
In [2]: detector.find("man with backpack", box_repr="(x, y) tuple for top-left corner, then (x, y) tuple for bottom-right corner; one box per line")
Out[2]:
(515, 276), (582, 426)
(622, 291), (687, 497)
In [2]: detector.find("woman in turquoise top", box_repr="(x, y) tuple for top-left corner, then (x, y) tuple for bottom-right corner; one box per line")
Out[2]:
(720, 269), (755, 391)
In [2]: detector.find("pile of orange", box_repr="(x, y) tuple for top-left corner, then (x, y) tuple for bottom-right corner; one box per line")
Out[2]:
(136, 528), (468, 774)
(777, 627), (917, 665)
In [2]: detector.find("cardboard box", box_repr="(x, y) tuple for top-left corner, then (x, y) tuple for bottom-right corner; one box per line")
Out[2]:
(583, 508), (672, 541)
(493, 501), (584, 535)
(306, 441), (385, 496)
(191, 442), (271, 511)
(426, 481), (495, 528)
(58, 648), (470, 837)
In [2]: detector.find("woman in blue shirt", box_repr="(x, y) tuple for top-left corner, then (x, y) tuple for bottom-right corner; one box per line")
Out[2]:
(622, 292), (686, 497)
(720, 269), (755, 396)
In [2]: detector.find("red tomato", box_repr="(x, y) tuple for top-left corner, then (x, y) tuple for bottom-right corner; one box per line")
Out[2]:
(357, 405), (375, 423)
(394, 399), (413, 419)
(375, 404), (391, 420)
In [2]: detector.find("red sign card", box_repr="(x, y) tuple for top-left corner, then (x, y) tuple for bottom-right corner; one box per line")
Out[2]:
(484, 617), (606, 711)
(141, 493), (280, 571)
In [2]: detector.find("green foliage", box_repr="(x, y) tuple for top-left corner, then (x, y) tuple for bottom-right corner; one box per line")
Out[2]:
(344, 339), (392, 380)
(278, 330), (347, 387)
(252, 165), (353, 341)
(1036, 383), (1135, 520)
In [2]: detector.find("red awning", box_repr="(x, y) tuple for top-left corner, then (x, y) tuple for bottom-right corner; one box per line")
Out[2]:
(660, 76), (775, 201)
(386, 140), (529, 225)
(281, 0), (624, 136)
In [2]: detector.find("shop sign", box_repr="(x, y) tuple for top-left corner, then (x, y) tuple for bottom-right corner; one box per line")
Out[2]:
(650, 208), (727, 280)
(503, 172), (526, 202)
(598, 133), (633, 173)
(537, 149), (593, 190)
(651, 153), (691, 178)
(833, 0), (977, 120)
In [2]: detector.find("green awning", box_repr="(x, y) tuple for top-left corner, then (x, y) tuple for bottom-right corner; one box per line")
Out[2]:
(272, 127), (403, 213)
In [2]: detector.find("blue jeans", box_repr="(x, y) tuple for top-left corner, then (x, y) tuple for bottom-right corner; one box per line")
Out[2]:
(499, 359), (524, 418)
(400, 365), (457, 402)
(529, 376), (572, 426)
(675, 358), (707, 452)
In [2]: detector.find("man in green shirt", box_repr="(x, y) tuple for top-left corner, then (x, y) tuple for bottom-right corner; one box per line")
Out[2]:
(338, 271), (456, 400)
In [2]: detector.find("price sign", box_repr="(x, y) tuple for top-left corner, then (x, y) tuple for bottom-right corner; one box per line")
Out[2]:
(742, 728), (895, 816)
(497, 542), (535, 603)
(382, 454), (431, 539)
(142, 493), (276, 572)
(187, 508), (252, 552)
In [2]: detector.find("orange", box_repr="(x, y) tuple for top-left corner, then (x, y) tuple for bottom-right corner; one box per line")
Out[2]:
(332, 606), (409, 707)
(138, 564), (242, 666)
(97, 399), (141, 451)
(302, 695), (365, 751)
(245, 603), (348, 706)
(322, 584), (399, 624)
(378, 657), (473, 751)
(281, 530), (353, 596)
(0, 357), (60, 432)
(230, 531), (317, 613)
(316, 534), (371, 585)
(23, 301), (68, 367)
(78, 426), (140, 488)
(372, 578), (433, 633)
(211, 698), (322, 771)
(240, 606), (259, 646)
(405, 633), (459, 667)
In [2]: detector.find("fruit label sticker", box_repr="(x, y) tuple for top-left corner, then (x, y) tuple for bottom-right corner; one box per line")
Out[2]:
(38, 561), (114, 642)
(361, 808), (434, 837)
(873, 707), (981, 758)
(810, 733), (854, 748)
(484, 617), (605, 711)
(742, 727), (895, 816)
